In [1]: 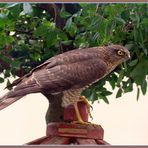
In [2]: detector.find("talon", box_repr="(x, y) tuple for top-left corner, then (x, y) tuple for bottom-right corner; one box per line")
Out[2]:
(71, 99), (99, 127)
(89, 122), (100, 127)
(78, 96), (93, 119)
(90, 115), (93, 121)
(90, 105), (93, 111)
(72, 120), (100, 127)
(72, 120), (90, 125)
(70, 96), (95, 125)
(72, 102), (88, 125)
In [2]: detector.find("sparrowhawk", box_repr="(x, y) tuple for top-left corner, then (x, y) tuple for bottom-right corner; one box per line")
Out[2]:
(0, 44), (130, 124)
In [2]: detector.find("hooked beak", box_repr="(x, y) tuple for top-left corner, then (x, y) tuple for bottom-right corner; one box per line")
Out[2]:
(127, 52), (131, 60)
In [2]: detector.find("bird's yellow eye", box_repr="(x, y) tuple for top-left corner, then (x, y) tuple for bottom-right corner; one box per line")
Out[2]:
(117, 50), (124, 56)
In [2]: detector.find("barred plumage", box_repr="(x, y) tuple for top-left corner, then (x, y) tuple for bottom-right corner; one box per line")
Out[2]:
(0, 44), (130, 110)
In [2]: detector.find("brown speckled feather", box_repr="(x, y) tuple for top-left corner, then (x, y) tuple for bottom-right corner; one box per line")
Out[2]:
(0, 45), (130, 110)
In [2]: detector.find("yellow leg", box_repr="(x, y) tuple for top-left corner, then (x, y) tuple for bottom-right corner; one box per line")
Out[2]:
(73, 102), (90, 125)
(79, 96), (93, 120)
(72, 96), (99, 127)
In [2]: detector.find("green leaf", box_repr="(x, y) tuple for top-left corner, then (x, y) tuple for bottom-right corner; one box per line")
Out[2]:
(0, 77), (4, 83)
(34, 25), (48, 37)
(64, 17), (72, 30)
(34, 21), (56, 38)
(4, 70), (11, 78)
(128, 59), (138, 67)
(115, 17), (126, 25)
(23, 3), (33, 14)
(0, 35), (14, 47)
(141, 18), (148, 26)
(108, 73), (118, 89)
(82, 88), (92, 98)
(89, 92), (95, 102)
(101, 95), (109, 104)
(141, 80), (147, 95)
(61, 40), (72, 46)
(0, 18), (6, 29)
(66, 22), (77, 37)
(74, 34), (89, 48)
(0, 54), (11, 64)
(46, 31), (58, 47)
(6, 79), (12, 90)
(139, 43), (148, 55)
(117, 70), (124, 86)
(8, 4), (23, 18)
(124, 81), (133, 93)
(11, 60), (21, 69)
(6, 3), (19, 8)
(116, 88), (123, 98)
(60, 7), (71, 18)
(136, 87), (140, 101)
(130, 59), (148, 85)
(57, 29), (68, 41)
(103, 90), (112, 96)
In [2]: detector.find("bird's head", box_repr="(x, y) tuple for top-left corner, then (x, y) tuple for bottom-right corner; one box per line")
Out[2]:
(105, 44), (131, 65)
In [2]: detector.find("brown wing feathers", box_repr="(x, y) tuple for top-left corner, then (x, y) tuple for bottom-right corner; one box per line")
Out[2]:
(0, 47), (108, 110)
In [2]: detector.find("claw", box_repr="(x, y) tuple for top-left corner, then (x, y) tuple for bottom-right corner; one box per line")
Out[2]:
(71, 96), (99, 127)
(72, 120), (100, 127)
(90, 105), (93, 111)
(79, 96), (93, 119)
(70, 96), (96, 124)
(72, 120), (90, 125)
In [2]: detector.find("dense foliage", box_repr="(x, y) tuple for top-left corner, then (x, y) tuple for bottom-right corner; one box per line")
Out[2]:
(0, 3), (148, 103)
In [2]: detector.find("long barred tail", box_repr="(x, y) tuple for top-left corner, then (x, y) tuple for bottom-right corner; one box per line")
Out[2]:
(0, 94), (23, 110)
(0, 75), (42, 111)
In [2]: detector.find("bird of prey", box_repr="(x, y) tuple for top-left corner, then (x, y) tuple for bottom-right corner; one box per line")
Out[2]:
(0, 44), (130, 124)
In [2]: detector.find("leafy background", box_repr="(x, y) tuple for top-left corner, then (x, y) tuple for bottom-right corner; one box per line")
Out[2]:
(0, 3), (148, 104)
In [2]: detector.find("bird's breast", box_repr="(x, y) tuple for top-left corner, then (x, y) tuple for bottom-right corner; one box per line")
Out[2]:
(62, 88), (84, 107)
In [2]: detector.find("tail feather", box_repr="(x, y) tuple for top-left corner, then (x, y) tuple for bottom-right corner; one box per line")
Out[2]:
(0, 84), (41, 111)
(0, 94), (23, 110)
(0, 72), (42, 111)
